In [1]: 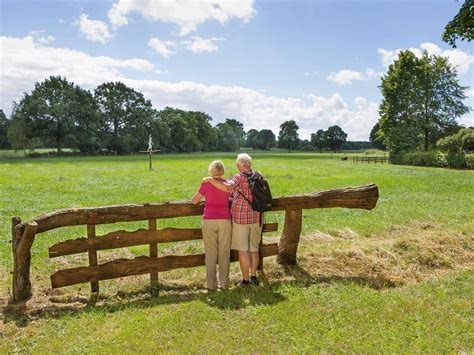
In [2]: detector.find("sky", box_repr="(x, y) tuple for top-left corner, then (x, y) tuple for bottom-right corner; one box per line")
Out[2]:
(1, 0), (473, 140)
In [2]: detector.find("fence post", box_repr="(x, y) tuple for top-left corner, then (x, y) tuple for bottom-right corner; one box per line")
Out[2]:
(87, 224), (99, 293)
(148, 219), (158, 293)
(11, 219), (37, 302)
(277, 209), (303, 265)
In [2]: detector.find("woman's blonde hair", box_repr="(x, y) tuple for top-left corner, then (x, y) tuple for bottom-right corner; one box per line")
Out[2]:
(208, 160), (225, 177)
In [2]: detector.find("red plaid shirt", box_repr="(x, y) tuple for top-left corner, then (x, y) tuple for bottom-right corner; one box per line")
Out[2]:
(229, 171), (262, 225)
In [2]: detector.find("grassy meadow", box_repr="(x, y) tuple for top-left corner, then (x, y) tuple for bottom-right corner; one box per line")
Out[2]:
(0, 151), (473, 353)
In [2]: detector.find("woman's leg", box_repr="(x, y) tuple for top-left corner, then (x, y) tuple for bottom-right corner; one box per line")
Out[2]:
(202, 220), (218, 290)
(217, 220), (232, 289)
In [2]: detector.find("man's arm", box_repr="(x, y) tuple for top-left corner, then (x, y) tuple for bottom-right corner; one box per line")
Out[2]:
(202, 176), (233, 192)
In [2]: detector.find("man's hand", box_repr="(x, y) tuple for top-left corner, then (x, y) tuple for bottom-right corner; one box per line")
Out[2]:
(202, 176), (213, 183)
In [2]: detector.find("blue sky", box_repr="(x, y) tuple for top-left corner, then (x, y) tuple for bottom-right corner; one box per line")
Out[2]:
(1, 0), (473, 140)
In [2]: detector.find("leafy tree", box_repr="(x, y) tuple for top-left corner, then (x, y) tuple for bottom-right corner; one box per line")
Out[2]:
(189, 111), (217, 151)
(0, 109), (10, 149)
(369, 122), (386, 150)
(278, 120), (300, 153)
(325, 125), (347, 151)
(15, 76), (97, 153)
(94, 82), (154, 154)
(7, 104), (39, 152)
(159, 107), (201, 152)
(442, 0), (474, 48)
(311, 129), (326, 151)
(341, 141), (372, 150)
(437, 127), (474, 153)
(379, 50), (470, 153)
(223, 119), (245, 148)
(217, 122), (238, 151)
(245, 129), (259, 148)
(254, 129), (276, 150)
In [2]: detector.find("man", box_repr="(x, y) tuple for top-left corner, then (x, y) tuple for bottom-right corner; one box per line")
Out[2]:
(203, 153), (262, 286)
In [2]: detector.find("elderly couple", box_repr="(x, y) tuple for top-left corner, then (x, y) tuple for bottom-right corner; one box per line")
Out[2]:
(191, 153), (263, 290)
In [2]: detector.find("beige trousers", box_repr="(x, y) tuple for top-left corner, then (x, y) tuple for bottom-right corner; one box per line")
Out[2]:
(202, 219), (232, 289)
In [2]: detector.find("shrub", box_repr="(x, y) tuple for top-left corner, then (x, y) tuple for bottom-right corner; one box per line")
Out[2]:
(393, 151), (446, 167)
(467, 154), (474, 169)
(446, 152), (467, 169)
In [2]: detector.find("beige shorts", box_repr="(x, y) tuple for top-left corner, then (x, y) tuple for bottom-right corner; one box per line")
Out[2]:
(231, 222), (262, 252)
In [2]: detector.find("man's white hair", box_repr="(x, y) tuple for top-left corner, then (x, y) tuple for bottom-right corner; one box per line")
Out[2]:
(236, 153), (252, 168)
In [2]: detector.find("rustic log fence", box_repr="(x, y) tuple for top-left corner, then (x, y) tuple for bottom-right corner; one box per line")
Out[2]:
(353, 156), (390, 164)
(10, 184), (379, 303)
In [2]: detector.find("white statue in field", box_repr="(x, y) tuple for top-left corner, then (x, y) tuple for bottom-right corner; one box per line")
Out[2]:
(147, 134), (153, 152)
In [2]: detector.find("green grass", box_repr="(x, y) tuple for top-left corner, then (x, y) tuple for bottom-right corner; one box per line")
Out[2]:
(1, 151), (473, 352)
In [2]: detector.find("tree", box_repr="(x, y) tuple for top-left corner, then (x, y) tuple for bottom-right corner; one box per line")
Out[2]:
(245, 129), (259, 148)
(369, 122), (386, 150)
(278, 120), (299, 153)
(188, 111), (217, 151)
(217, 122), (238, 151)
(442, 0), (474, 48)
(325, 125), (347, 151)
(0, 109), (10, 149)
(15, 76), (97, 153)
(437, 127), (474, 153)
(94, 82), (154, 154)
(223, 119), (245, 148)
(159, 107), (201, 152)
(310, 129), (326, 151)
(379, 50), (470, 153)
(254, 129), (276, 150)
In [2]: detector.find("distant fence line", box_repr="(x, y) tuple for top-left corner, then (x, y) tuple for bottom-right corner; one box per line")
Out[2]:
(10, 184), (379, 303)
(353, 156), (390, 164)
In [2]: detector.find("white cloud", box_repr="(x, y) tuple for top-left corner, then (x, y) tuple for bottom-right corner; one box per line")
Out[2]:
(148, 37), (176, 58)
(1, 35), (382, 140)
(378, 42), (474, 74)
(78, 14), (112, 44)
(108, 0), (255, 35)
(327, 68), (382, 86)
(183, 37), (223, 53)
(29, 30), (56, 44)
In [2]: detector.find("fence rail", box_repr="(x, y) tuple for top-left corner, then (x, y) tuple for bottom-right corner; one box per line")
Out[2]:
(11, 184), (379, 303)
(353, 156), (390, 164)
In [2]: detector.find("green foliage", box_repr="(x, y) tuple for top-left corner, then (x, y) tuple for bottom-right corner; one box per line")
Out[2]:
(217, 122), (238, 151)
(310, 129), (326, 151)
(379, 50), (470, 153)
(393, 151), (447, 167)
(254, 129), (276, 150)
(445, 152), (468, 169)
(467, 153), (474, 168)
(0, 109), (10, 149)
(442, 0), (474, 47)
(223, 118), (245, 148)
(437, 128), (474, 153)
(325, 125), (348, 151)
(278, 120), (300, 153)
(245, 129), (259, 148)
(369, 122), (385, 150)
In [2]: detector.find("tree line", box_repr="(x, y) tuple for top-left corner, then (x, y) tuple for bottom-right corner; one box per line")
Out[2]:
(0, 76), (353, 155)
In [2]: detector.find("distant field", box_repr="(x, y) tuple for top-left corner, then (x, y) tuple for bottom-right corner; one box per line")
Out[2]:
(0, 151), (472, 352)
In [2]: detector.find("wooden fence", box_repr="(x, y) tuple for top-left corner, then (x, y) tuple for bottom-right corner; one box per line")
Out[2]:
(10, 184), (379, 303)
(353, 156), (390, 164)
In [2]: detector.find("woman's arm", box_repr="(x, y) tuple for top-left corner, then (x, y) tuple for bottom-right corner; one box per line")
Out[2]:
(191, 192), (204, 204)
(202, 177), (233, 192)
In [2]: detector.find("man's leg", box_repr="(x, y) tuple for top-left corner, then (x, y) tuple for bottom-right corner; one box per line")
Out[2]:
(250, 251), (259, 277)
(238, 250), (251, 281)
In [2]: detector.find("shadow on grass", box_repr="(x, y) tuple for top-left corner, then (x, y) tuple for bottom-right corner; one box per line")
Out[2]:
(2, 264), (400, 328)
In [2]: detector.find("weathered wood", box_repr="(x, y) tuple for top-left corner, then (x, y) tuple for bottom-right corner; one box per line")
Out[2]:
(87, 225), (99, 293)
(12, 221), (37, 302)
(277, 209), (303, 265)
(51, 243), (279, 288)
(20, 184), (378, 233)
(49, 223), (278, 258)
(148, 219), (158, 287)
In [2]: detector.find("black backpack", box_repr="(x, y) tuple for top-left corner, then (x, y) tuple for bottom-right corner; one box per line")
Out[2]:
(237, 171), (273, 212)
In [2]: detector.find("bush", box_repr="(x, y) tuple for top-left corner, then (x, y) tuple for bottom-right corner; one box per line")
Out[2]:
(392, 151), (446, 167)
(467, 154), (474, 169)
(446, 152), (467, 169)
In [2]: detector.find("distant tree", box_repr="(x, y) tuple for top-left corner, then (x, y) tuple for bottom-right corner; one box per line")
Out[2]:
(7, 104), (39, 152)
(0, 109), (10, 149)
(159, 107), (201, 152)
(223, 119), (245, 148)
(298, 139), (314, 151)
(325, 125), (347, 151)
(341, 141), (372, 150)
(190, 111), (218, 151)
(94, 82), (154, 154)
(310, 129), (326, 151)
(369, 122), (386, 150)
(15, 76), (97, 153)
(245, 129), (259, 148)
(254, 129), (276, 150)
(278, 120), (300, 153)
(442, 0), (474, 48)
(217, 122), (238, 151)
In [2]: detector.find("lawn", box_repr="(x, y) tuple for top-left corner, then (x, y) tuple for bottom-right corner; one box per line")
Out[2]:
(0, 151), (473, 352)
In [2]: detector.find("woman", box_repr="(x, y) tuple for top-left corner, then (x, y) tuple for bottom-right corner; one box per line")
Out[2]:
(191, 160), (232, 291)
